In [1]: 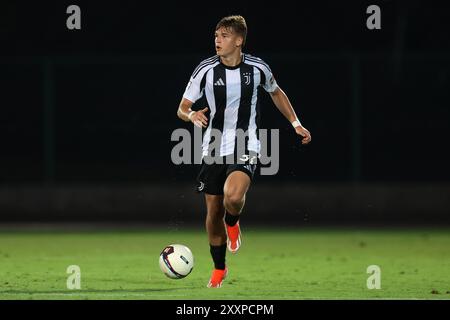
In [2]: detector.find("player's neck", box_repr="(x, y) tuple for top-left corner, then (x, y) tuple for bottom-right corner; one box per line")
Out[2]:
(220, 51), (243, 68)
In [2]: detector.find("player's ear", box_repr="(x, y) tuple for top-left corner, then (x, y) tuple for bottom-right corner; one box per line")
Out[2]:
(236, 36), (243, 47)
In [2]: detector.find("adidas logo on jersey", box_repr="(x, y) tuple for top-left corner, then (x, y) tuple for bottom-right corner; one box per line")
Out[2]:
(214, 78), (225, 86)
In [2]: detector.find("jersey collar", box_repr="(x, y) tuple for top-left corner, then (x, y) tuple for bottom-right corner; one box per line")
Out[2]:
(219, 53), (245, 70)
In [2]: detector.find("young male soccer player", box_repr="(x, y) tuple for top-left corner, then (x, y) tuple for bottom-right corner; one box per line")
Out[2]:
(177, 15), (311, 288)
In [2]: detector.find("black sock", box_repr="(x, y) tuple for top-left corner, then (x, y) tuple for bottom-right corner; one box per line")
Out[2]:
(210, 244), (226, 270)
(225, 211), (240, 226)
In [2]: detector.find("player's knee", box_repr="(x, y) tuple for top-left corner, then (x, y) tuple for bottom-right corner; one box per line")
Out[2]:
(223, 191), (244, 209)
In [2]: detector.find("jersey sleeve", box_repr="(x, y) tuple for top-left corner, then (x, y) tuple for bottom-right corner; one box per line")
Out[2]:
(182, 70), (205, 103)
(261, 65), (278, 93)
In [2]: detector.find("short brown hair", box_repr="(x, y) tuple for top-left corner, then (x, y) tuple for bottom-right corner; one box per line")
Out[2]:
(215, 15), (247, 47)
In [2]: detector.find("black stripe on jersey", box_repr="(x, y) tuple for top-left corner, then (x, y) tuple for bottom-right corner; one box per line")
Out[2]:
(210, 65), (227, 157)
(234, 64), (254, 162)
(192, 56), (219, 79)
(253, 66), (263, 144)
(254, 66), (266, 88)
(200, 72), (207, 91)
(244, 55), (272, 73)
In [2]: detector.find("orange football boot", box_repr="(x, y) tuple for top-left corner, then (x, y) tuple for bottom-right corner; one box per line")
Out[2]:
(207, 267), (228, 288)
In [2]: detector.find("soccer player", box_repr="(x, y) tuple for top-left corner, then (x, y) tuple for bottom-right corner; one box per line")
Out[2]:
(177, 15), (311, 288)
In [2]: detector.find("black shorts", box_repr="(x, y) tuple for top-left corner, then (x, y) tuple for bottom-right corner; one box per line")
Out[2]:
(196, 159), (258, 195)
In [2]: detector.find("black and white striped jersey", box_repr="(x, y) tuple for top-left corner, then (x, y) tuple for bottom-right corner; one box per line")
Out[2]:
(183, 53), (278, 158)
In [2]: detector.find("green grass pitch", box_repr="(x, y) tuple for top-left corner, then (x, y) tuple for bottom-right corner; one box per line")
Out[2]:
(0, 227), (449, 300)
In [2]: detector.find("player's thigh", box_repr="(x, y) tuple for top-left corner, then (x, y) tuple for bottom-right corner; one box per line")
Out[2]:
(205, 194), (225, 216)
(223, 170), (251, 200)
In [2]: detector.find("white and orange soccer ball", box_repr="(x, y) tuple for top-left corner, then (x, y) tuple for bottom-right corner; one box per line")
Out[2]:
(159, 244), (194, 279)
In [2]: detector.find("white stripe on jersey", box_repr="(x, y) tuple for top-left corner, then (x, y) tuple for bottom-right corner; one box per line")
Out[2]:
(248, 67), (261, 154)
(221, 68), (241, 156)
(202, 68), (216, 154)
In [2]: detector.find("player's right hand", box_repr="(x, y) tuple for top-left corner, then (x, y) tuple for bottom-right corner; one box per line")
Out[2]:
(190, 107), (209, 128)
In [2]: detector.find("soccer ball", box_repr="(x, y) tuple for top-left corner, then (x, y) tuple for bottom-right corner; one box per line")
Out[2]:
(159, 244), (194, 279)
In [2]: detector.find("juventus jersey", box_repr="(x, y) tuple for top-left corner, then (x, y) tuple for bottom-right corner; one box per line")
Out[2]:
(183, 53), (278, 158)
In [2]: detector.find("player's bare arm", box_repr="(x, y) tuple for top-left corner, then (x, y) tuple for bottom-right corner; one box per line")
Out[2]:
(270, 87), (312, 145)
(177, 97), (209, 128)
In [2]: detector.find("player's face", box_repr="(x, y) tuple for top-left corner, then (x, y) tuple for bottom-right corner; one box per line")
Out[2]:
(215, 27), (242, 56)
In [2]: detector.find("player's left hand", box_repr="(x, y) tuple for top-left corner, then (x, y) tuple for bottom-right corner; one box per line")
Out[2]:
(295, 126), (311, 145)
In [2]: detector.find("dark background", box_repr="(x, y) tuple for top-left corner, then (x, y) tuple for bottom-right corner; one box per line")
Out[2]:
(1, 1), (449, 225)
